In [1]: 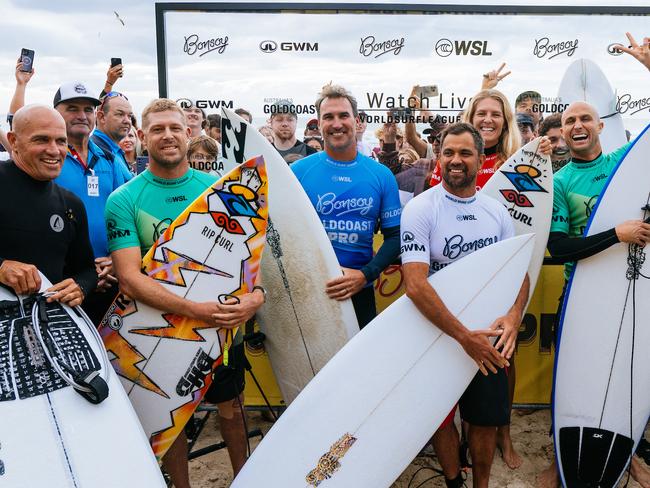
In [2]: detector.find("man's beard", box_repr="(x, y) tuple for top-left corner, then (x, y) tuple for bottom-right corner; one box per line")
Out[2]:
(442, 166), (475, 190)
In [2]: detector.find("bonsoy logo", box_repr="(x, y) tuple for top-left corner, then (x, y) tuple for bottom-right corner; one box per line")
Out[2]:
(533, 38), (579, 59)
(183, 34), (229, 57)
(435, 39), (492, 57)
(359, 36), (405, 58)
(260, 40), (318, 53)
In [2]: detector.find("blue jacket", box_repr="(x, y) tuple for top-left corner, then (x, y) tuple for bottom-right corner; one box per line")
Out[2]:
(55, 139), (132, 257)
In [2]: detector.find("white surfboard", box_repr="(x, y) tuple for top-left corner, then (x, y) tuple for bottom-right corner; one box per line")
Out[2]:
(553, 124), (650, 488)
(482, 137), (553, 297)
(220, 109), (359, 405)
(557, 58), (627, 154)
(233, 234), (534, 488)
(0, 274), (164, 488)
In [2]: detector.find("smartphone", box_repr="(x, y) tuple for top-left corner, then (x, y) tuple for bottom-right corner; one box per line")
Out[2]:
(391, 107), (411, 118)
(20, 48), (35, 72)
(135, 156), (148, 174)
(111, 57), (122, 68)
(416, 84), (439, 98)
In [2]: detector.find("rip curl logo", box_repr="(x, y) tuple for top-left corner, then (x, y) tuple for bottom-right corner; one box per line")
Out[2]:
(443, 234), (498, 260)
(499, 163), (548, 208)
(359, 35), (404, 58)
(316, 192), (373, 216)
(183, 34), (229, 57)
(49, 214), (64, 233)
(533, 37), (579, 59)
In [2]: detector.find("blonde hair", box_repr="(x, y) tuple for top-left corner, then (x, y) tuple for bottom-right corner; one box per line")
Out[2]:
(141, 98), (186, 130)
(463, 89), (520, 167)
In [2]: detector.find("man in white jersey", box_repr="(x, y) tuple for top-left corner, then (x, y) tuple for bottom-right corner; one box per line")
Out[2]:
(401, 122), (529, 488)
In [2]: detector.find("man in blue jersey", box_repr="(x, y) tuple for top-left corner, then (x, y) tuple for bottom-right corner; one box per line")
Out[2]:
(52, 82), (132, 324)
(291, 84), (401, 328)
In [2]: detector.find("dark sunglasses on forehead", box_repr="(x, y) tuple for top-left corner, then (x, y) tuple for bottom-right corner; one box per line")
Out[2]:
(306, 124), (319, 130)
(99, 91), (129, 112)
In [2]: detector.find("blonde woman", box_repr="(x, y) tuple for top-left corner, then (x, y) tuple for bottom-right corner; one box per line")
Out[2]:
(429, 89), (523, 190)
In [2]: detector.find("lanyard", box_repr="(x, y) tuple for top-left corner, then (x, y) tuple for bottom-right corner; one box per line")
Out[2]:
(68, 145), (99, 175)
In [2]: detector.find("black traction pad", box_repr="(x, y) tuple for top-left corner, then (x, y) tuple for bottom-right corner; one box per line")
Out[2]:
(559, 426), (633, 487)
(0, 298), (99, 402)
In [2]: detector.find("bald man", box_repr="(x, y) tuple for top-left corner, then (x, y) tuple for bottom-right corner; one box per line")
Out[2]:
(540, 32), (650, 488)
(0, 104), (96, 304)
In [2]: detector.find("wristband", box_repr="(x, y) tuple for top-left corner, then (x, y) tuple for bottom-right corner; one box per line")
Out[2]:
(252, 285), (267, 303)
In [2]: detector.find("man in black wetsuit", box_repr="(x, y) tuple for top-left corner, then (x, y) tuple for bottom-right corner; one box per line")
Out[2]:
(0, 105), (96, 305)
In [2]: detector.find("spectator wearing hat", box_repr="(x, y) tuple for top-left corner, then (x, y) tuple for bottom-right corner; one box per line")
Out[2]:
(515, 90), (543, 132)
(270, 100), (317, 163)
(516, 112), (536, 145)
(53, 81), (132, 324)
(91, 90), (134, 175)
(539, 113), (569, 172)
(304, 118), (321, 138)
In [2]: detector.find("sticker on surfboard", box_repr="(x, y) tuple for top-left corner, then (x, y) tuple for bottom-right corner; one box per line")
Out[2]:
(99, 156), (268, 459)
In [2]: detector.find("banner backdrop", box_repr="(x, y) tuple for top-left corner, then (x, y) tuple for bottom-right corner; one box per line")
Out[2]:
(158, 5), (650, 139)
(158, 4), (648, 407)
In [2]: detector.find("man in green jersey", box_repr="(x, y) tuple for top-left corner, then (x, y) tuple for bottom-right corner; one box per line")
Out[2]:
(540, 32), (650, 488)
(105, 99), (265, 487)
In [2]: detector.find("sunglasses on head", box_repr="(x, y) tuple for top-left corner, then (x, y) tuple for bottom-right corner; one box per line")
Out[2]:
(307, 124), (319, 130)
(99, 91), (129, 112)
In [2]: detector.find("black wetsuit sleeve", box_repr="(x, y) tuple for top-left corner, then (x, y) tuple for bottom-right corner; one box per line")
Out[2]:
(63, 197), (98, 297)
(360, 225), (400, 283)
(547, 229), (619, 263)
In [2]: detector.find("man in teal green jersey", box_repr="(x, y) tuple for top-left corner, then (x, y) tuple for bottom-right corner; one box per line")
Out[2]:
(541, 32), (650, 488)
(105, 99), (265, 486)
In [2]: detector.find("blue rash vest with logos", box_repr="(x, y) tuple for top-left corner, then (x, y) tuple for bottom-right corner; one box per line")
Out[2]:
(291, 150), (402, 270)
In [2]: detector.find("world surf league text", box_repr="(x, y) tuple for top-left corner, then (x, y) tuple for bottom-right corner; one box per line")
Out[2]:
(360, 112), (462, 124)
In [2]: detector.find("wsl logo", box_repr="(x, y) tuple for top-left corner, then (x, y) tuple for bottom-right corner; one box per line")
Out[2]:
(435, 39), (492, 57)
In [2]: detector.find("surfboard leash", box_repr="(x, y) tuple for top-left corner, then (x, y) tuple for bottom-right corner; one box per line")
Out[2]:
(31, 294), (109, 404)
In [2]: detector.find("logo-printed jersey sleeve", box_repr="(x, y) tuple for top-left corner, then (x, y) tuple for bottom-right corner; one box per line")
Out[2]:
(400, 185), (514, 275)
(105, 168), (217, 256)
(292, 151), (401, 269)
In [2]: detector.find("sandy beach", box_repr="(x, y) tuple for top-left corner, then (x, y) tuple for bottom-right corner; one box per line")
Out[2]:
(187, 408), (646, 488)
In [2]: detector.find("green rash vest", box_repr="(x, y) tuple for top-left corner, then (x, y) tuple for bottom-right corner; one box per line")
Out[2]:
(105, 167), (216, 256)
(104, 167), (245, 346)
(550, 142), (631, 280)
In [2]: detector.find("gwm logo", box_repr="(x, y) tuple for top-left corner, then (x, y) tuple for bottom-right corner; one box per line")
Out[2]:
(260, 40), (318, 53)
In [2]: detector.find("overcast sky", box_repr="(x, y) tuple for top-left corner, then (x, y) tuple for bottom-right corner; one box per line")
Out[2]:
(1, 0), (649, 136)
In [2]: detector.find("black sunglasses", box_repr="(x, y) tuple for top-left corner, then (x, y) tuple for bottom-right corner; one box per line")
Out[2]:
(306, 124), (319, 130)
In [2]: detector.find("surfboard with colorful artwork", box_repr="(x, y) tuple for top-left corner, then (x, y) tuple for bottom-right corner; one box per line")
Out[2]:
(98, 156), (268, 459)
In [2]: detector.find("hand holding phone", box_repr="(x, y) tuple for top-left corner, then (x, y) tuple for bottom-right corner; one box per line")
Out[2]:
(20, 48), (35, 73)
(416, 84), (439, 99)
(111, 57), (122, 68)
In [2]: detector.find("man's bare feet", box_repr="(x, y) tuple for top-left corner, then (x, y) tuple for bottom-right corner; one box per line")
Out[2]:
(631, 455), (650, 488)
(497, 425), (523, 469)
(537, 460), (560, 488)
